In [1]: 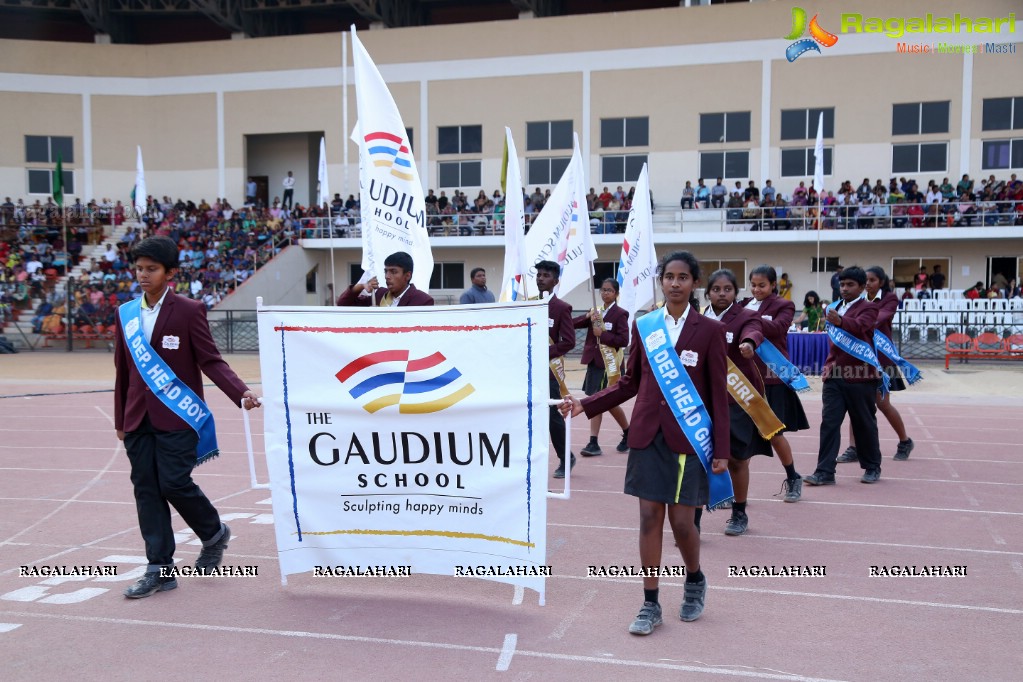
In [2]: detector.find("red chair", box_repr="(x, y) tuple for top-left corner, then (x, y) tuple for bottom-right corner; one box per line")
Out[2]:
(944, 333), (972, 369)
(1004, 334), (1023, 355)
(973, 332), (1004, 355)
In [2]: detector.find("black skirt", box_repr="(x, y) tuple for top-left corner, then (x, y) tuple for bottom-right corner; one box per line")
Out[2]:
(624, 431), (709, 506)
(729, 403), (774, 460)
(582, 362), (609, 396)
(881, 364), (907, 392)
(765, 383), (810, 432)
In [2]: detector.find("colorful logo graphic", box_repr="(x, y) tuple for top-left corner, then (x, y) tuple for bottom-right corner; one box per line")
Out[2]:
(784, 7), (839, 62)
(364, 131), (414, 182)
(336, 350), (475, 414)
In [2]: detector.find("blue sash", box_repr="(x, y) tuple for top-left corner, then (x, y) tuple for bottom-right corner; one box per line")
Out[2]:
(824, 300), (891, 394)
(635, 311), (733, 510)
(119, 297), (220, 465)
(755, 339), (811, 393)
(873, 330), (923, 385)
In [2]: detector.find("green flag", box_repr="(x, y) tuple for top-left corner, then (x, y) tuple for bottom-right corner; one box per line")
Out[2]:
(52, 154), (64, 208)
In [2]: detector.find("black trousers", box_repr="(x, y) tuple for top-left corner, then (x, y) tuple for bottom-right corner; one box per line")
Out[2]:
(125, 416), (222, 571)
(282, 188), (293, 209)
(816, 379), (881, 475)
(549, 374), (566, 464)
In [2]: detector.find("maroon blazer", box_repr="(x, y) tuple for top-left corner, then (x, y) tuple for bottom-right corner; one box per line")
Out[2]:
(582, 310), (730, 460)
(714, 304), (765, 404)
(114, 292), (249, 433)
(872, 291), (900, 368)
(573, 302), (629, 368)
(336, 283), (435, 307)
(822, 298), (880, 383)
(548, 294), (575, 360)
(741, 294), (795, 386)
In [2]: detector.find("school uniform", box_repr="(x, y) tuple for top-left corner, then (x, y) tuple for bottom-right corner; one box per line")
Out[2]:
(548, 294), (576, 465)
(114, 290), (249, 571)
(583, 307), (730, 505)
(741, 294), (810, 431)
(707, 304), (772, 460)
(814, 297), (882, 476)
(336, 282), (435, 307)
(871, 290), (907, 391)
(573, 302), (629, 395)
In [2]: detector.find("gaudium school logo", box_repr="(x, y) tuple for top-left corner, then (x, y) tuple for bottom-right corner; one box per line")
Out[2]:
(364, 131), (414, 182)
(336, 350), (475, 414)
(784, 7), (839, 62)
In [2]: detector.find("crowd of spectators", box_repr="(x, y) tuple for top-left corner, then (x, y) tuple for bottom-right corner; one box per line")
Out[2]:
(680, 173), (1023, 230)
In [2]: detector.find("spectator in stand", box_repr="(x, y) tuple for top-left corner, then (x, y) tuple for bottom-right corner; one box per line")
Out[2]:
(792, 181), (808, 205)
(778, 272), (793, 300)
(873, 179), (887, 199)
(613, 186), (625, 203)
(992, 271), (1009, 294)
(772, 196), (791, 230)
(710, 178), (727, 208)
(856, 178), (872, 203)
(925, 183), (942, 207)
(917, 282), (932, 299)
(907, 197), (926, 227)
(939, 177), (955, 202)
(929, 264), (946, 290)
(856, 198), (875, 229)
(901, 286), (914, 305)
(964, 281), (983, 299)
(680, 181), (695, 209)
(597, 186), (613, 209)
(762, 179), (776, 204)
(695, 179), (710, 208)
(913, 267), (929, 291)
(245, 177), (257, 205)
(744, 180), (759, 202)
(459, 267), (495, 304)
(1008, 278), (1021, 298)
(282, 171), (295, 210)
(956, 174), (974, 198)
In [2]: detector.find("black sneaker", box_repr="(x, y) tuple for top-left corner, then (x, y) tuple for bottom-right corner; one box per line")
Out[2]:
(724, 511), (749, 536)
(552, 454), (576, 479)
(893, 439), (914, 461)
(123, 572), (177, 599)
(861, 469), (881, 483)
(836, 446), (858, 463)
(195, 523), (231, 571)
(616, 430), (630, 453)
(628, 601), (663, 635)
(802, 472), (836, 486)
(580, 437), (603, 457)
(779, 477), (802, 502)
(679, 576), (707, 622)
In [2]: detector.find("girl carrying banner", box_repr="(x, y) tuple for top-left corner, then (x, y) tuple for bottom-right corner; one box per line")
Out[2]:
(837, 266), (918, 464)
(574, 278), (631, 457)
(561, 251), (730, 636)
(741, 265), (806, 502)
(704, 269), (789, 537)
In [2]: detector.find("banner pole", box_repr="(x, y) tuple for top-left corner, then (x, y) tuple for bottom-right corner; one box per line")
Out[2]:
(63, 207), (73, 352)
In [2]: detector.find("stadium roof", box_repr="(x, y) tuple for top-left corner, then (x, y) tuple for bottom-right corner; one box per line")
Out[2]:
(0, 0), (746, 45)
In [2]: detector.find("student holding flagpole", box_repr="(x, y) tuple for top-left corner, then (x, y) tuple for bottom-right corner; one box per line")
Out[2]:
(561, 251), (731, 636)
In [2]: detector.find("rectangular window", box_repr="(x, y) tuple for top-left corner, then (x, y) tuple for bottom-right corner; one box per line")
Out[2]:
(892, 142), (947, 173)
(982, 97), (1023, 131)
(438, 161), (481, 188)
(24, 135), (74, 163)
(699, 151), (749, 180)
(348, 263), (364, 286)
(592, 261), (618, 290)
(700, 111), (751, 144)
(405, 127), (414, 154)
(981, 139), (1023, 170)
(702, 259), (747, 283)
(780, 147), (833, 177)
(526, 120), (573, 151)
(601, 154), (647, 184)
(27, 168), (74, 196)
(892, 101), (950, 135)
(437, 125), (482, 155)
(780, 108), (834, 140)
(429, 262), (465, 290)
(891, 257), (951, 290)
(811, 256), (842, 273)
(527, 157), (571, 185)
(600, 117), (649, 148)
(305, 267), (317, 294)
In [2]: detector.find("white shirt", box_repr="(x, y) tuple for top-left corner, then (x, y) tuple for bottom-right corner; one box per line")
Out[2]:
(283, 175), (295, 190)
(703, 302), (732, 321)
(389, 285), (411, 307)
(662, 304), (691, 346)
(140, 287), (169, 343)
(836, 293), (865, 317)
(745, 298), (763, 311)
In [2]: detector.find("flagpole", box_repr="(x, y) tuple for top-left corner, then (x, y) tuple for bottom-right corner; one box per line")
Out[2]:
(815, 194), (822, 294)
(63, 205), (73, 352)
(342, 31), (349, 202)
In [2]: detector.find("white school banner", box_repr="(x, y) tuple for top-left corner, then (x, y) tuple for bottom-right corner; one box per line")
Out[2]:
(257, 302), (550, 598)
(617, 163), (658, 327)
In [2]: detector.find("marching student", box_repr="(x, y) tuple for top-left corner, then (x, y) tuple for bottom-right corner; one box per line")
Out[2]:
(837, 265), (917, 463)
(741, 265), (805, 501)
(561, 251), (730, 636)
(536, 260), (576, 479)
(804, 266), (884, 486)
(704, 269), (790, 536)
(336, 251), (434, 307)
(574, 278), (631, 457)
(114, 236), (261, 598)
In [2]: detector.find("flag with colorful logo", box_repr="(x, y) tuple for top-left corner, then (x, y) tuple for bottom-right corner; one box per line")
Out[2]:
(317, 136), (330, 208)
(617, 163), (658, 328)
(132, 146), (146, 220)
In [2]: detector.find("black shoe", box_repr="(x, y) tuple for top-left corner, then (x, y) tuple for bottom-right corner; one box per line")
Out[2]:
(195, 523), (231, 571)
(628, 601), (663, 635)
(679, 576), (707, 622)
(803, 472), (836, 486)
(724, 511), (749, 536)
(580, 438), (603, 457)
(861, 469), (881, 484)
(836, 446), (858, 463)
(893, 439), (914, 461)
(780, 477), (802, 502)
(123, 572), (177, 599)
(616, 430), (630, 453)
(553, 465), (565, 479)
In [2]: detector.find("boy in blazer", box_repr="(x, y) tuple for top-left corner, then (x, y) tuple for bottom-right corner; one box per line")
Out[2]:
(336, 251), (435, 307)
(805, 266), (883, 485)
(537, 260), (576, 478)
(114, 236), (260, 598)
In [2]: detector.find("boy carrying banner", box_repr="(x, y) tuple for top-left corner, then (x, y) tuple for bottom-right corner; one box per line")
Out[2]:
(536, 260), (576, 479)
(114, 236), (261, 598)
(336, 251), (434, 307)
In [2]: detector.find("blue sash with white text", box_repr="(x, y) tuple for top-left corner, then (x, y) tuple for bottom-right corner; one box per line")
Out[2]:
(636, 311), (733, 510)
(755, 339), (811, 393)
(873, 330), (923, 385)
(119, 298), (220, 464)
(825, 300), (891, 394)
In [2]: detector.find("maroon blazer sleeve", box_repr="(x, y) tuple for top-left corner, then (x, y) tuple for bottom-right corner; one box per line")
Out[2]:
(759, 296), (795, 336)
(337, 285), (371, 307)
(398, 285), (434, 306)
(113, 312), (130, 431)
(572, 312), (590, 330)
(738, 311), (763, 348)
(876, 292), (899, 327)
(600, 306), (629, 349)
(188, 302), (249, 406)
(549, 298), (575, 359)
(836, 300), (878, 338)
(703, 319), (731, 461)
(582, 320), (642, 416)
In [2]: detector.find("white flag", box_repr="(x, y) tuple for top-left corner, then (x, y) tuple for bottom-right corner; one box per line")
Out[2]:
(521, 134), (594, 297)
(351, 27), (434, 291)
(317, 136), (330, 208)
(813, 111), (825, 194)
(499, 128), (527, 302)
(133, 146), (146, 220)
(617, 163), (658, 326)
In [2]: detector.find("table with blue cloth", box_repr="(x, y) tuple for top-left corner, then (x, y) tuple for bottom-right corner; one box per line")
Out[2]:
(787, 332), (829, 375)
